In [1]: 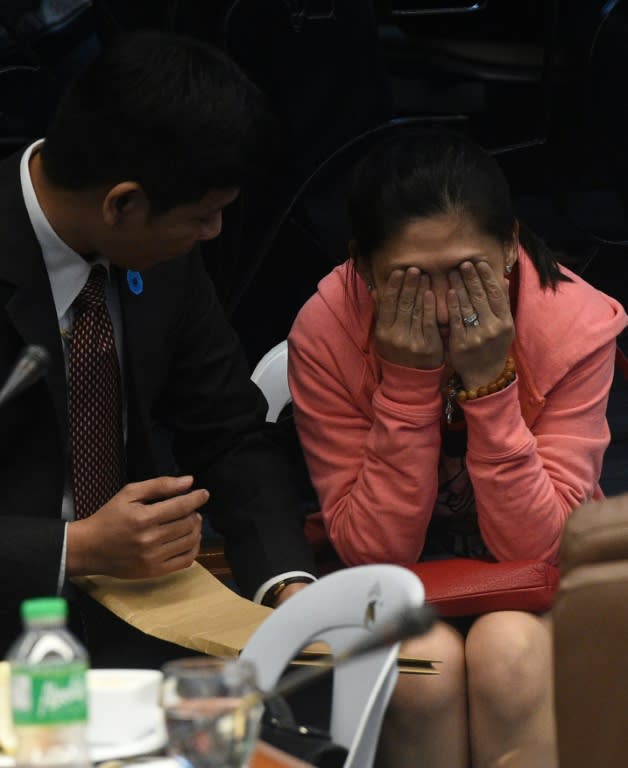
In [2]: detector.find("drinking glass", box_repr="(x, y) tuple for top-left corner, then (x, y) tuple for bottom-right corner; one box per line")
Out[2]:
(161, 656), (263, 768)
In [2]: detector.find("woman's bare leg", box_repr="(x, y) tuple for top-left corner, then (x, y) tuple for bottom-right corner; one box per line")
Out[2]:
(466, 612), (556, 768)
(375, 620), (469, 768)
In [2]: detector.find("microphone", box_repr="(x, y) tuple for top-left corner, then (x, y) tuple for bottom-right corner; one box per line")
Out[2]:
(268, 602), (438, 702)
(0, 345), (51, 408)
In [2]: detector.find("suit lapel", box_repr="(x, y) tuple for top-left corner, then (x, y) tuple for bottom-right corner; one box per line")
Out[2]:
(116, 266), (162, 480)
(0, 153), (68, 446)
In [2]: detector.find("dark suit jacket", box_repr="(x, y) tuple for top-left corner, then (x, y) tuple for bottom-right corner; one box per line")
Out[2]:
(0, 150), (316, 652)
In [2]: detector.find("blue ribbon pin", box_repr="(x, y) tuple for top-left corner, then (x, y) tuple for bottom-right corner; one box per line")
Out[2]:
(126, 270), (143, 295)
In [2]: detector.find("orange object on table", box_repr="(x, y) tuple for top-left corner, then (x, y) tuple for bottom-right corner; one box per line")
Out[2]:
(250, 740), (315, 768)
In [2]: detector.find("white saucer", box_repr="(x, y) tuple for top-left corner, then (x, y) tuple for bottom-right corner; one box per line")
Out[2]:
(0, 716), (168, 766)
(90, 714), (168, 763)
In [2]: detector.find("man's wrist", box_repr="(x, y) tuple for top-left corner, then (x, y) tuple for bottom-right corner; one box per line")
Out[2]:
(253, 571), (316, 607)
(261, 576), (315, 607)
(272, 582), (309, 607)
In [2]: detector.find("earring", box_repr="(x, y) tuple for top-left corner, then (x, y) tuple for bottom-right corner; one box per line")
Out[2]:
(505, 264), (513, 275)
(367, 281), (374, 291)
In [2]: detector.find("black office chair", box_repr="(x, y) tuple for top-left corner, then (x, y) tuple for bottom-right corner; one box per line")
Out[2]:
(545, 0), (628, 246)
(0, 3), (99, 163)
(0, 1), (98, 78)
(209, 0), (568, 328)
(374, 0), (562, 150)
(0, 64), (60, 160)
(228, 114), (465, 366)
(201, 1), (396, 320)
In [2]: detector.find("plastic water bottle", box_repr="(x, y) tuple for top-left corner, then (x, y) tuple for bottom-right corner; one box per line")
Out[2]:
(6, 597), (92, 768)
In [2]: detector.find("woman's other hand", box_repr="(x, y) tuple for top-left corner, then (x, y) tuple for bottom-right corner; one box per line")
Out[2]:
(447, 260), (514, 390)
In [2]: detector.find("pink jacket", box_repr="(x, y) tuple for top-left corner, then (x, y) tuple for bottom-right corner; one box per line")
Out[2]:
(288, 250), (628, 566)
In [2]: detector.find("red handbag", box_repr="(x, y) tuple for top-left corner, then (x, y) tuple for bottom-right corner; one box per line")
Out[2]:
(402, 558), (559, 617)
(316, 548), (559, 617)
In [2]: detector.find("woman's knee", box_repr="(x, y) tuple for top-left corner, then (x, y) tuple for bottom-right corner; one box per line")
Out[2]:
(465, 611), (552, 718)
(389, 621), (467, 719)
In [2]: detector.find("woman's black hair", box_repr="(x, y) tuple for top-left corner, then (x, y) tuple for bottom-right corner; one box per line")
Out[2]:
(348, 129), (569, 289)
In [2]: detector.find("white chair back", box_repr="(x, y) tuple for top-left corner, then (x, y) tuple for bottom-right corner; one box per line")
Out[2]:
(240, 564), (426, 768)
(250, 340), (290, 422)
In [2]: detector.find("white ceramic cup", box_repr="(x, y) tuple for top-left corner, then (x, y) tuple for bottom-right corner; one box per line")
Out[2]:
(87, 668), (163, 746)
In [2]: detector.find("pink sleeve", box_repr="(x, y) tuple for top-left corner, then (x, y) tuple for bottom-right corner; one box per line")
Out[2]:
(464, 339), (617, 564)
(288, 323), (444, 565)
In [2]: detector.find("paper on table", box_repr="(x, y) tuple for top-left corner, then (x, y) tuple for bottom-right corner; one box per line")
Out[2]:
(72, 563), (439, 674)
(72, 562), (272, 657)
(293, 649), (441, 675)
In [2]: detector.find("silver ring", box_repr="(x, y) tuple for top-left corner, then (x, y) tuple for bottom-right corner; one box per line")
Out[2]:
(462, 311), (480, 328)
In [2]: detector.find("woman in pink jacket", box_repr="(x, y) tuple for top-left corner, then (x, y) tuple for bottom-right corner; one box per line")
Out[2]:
(288, 130), (627, 768)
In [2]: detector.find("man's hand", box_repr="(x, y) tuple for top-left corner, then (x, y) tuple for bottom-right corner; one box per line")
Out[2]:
(66, 475), (206, 579)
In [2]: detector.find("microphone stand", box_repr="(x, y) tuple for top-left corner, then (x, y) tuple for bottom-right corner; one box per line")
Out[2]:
(223, 603), (438, 740)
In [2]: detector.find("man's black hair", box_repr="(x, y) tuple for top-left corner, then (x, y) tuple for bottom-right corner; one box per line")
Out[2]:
(40, 30), (276, 212)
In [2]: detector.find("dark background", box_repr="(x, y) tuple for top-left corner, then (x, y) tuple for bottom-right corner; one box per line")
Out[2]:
(1, 0), (626, 494)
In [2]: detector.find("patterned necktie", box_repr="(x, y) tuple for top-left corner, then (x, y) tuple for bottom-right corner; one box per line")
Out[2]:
(69, 264), (125, 519)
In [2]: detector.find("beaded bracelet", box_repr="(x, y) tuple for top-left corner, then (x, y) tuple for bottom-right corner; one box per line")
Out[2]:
(456, 356), (516, 403)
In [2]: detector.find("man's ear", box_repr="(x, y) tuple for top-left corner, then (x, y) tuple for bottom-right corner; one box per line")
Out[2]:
(102, 182), (147, 228)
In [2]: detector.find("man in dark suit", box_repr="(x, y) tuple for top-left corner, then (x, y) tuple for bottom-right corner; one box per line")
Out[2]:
(0, 30), (316, 664)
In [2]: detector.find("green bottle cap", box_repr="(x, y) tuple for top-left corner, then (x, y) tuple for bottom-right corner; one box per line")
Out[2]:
(20, 597), (68, 623)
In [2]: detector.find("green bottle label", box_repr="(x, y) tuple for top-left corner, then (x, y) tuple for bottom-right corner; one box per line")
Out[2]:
(11, 662), (88, 726)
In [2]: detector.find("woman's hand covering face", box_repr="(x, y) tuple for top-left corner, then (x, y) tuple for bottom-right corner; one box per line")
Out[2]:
(446, 260), (514, 390)
(371, 260), (514, 389)
(372, 266), (444, 370)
